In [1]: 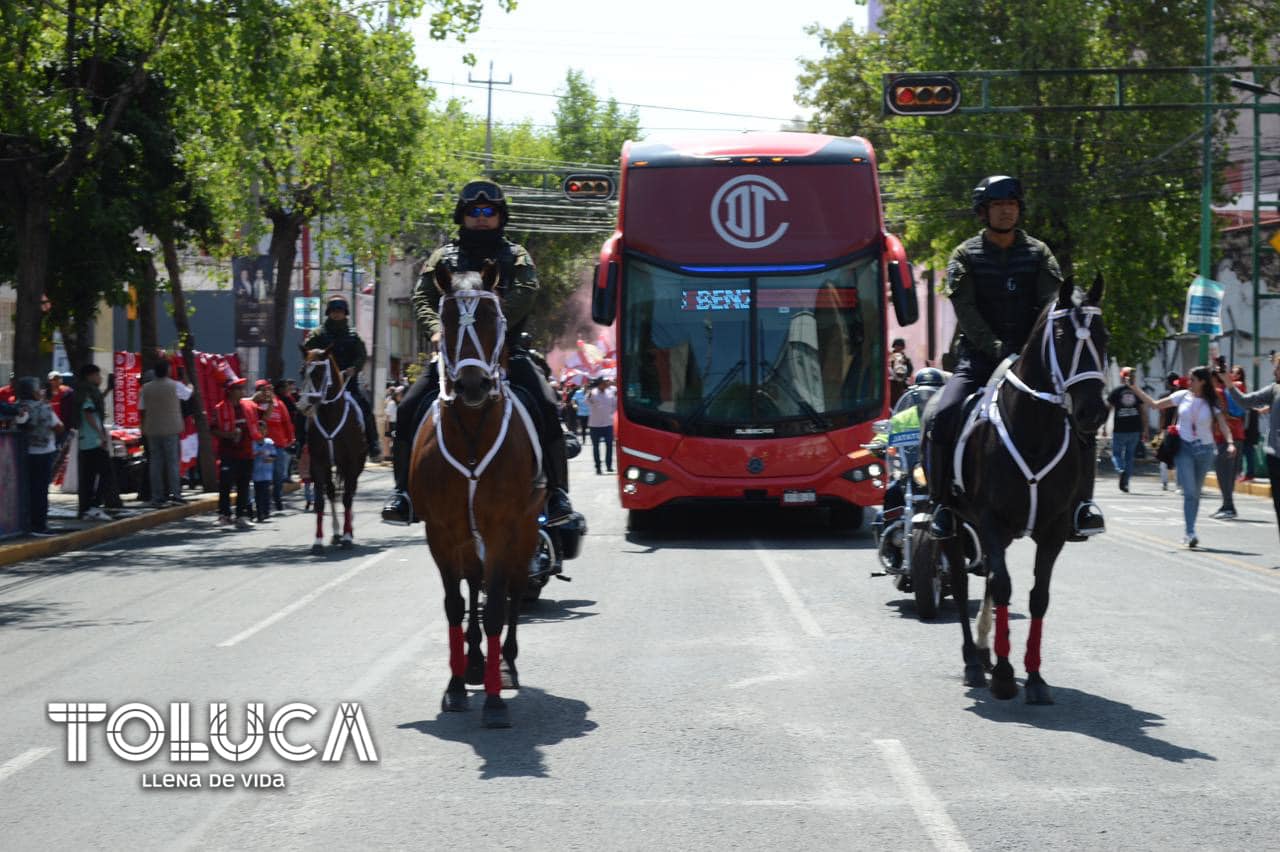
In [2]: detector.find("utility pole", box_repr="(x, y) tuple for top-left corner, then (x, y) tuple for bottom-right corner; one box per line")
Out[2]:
(1197, 0), (1215, 365)
(468, 61), (511, 170)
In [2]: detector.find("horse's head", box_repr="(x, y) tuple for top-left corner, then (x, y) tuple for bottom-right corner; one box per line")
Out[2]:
(1043, 272), (1110, 433)
(297, 346), (337, 415)
(436, 260), (505, 408)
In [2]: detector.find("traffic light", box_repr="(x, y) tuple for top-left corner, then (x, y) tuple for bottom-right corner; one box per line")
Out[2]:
(883, 74), (961, 116)
(563, 174), (615, 201)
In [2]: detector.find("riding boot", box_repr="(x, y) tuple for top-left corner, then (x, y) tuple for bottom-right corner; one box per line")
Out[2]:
(358, 394), (381, 462)
(927, 433), (957, 540)
(381, 436), (414, 524)
(542, 426), (574, 526)
(1069, 435), (1105, 541)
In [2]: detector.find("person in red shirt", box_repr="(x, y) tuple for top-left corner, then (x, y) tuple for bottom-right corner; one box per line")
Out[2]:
(255, 379), (295, 512)
(211, 377), (263, 529)
(1210, 364), (1247, 519)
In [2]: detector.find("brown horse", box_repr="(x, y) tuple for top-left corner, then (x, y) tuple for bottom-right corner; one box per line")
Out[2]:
(297, 348), (367, 554)
(408, 261), (544, 728)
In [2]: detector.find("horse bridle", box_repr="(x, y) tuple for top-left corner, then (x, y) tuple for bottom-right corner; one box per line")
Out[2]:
(1002, 304), (1105, 406)
(437, 290), (507, 404)
(299, 355), (357, 462)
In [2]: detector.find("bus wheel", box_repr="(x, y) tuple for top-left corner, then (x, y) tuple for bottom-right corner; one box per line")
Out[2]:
(828, 503), (864, 531)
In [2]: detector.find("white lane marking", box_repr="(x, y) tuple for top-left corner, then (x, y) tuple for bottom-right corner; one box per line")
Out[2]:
(0, 748), (53, 786)
(753, 542), (824, 638)
(217, 551), (392, 647)
(875, 738), (971, 852)
(728, 669), (813, 690)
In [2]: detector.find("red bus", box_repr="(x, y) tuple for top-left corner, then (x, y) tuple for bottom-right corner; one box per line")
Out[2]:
(590, 132), (918, 528)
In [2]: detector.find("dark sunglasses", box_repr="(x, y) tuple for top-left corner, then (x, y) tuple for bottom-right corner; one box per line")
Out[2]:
(466, 205), (498, 217)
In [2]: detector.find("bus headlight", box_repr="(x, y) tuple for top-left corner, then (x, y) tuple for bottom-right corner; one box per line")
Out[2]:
(625, 466), (667, 485)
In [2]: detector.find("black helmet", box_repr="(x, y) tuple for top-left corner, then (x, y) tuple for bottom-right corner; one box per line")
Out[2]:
(971, 175), (1024, 213)
(453, 179), (509, 226)
(325, 295), (350, 315)
(912, 367), (945, 388)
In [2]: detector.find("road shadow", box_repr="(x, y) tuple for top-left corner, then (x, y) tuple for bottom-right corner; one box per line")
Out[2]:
(882, 596), (995, 623)
(623, 504), (875, 551)
(398, 686), (596, 779)
(964, 684), (1216, 764)
(0, 598), (149, 631)
(519, 597), (598, 624)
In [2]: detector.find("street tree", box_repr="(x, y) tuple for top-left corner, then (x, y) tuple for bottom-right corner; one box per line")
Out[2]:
(797, 0), (1280, 366)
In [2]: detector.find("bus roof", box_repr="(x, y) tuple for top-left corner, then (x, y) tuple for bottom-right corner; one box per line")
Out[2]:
(624, 133), (873, 168)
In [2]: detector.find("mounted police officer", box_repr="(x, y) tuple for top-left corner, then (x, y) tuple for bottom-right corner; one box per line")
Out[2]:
(381, 179), (575, 526)
(302, 295), (382, 462)
(926, 175), (1104, 542)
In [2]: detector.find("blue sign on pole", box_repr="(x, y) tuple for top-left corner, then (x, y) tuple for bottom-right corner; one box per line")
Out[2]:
(293, 296), (321, 330)
(1182, 276), (1223, 336)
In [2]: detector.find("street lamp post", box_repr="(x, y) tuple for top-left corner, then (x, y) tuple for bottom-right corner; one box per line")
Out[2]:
(1228, 76), (1280, 390)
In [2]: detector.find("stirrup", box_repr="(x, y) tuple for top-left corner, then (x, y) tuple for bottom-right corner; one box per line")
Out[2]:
(1071, 501), (1105, 538)
(929, 505), (957, 540)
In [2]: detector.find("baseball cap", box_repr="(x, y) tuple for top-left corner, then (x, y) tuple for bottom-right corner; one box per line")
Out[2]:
(47, 370), (62, 381)
(225, 376), (247, 389)
(255, 379), (271, 389)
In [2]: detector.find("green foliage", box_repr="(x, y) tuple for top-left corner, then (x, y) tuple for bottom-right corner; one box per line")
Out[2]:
(797, 0), (1280, 366)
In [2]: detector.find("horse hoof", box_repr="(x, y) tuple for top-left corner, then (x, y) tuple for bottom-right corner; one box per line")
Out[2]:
(310, 543), (325, 555)
(990, 675), (1019, 701)
(339, 538), (353, 549)
(964, 663), (988, 689)
(501, 668), (519, 691)
(331, 534), (342, 545)
(1025, 681), (1054, 705)
(441, 691), (469, 713)
(482, 697), (510, 729)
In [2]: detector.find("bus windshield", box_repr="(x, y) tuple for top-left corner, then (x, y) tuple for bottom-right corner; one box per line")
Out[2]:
(621, 255), (884, 437)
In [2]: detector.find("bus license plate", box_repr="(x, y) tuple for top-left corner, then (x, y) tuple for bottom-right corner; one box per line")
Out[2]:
(782, 490), (817, 505)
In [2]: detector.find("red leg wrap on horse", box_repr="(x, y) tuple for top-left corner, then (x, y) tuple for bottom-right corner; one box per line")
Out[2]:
(449, 626), (465, 678)
(1025, 617), (1043, 673)
(995, 605), (1011, 658)
(484, 635), (503, 695)
(344, 509), (352, 535)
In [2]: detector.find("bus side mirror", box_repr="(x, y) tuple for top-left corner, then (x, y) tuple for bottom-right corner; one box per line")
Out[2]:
(888, 260), (919, 326)
(592, 261), (618, 325)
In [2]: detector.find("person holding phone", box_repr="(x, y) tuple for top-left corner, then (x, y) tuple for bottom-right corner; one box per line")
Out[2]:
(1130, 366), (1236, 548)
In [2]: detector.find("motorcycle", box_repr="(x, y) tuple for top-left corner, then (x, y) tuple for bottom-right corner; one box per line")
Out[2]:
(868, 400), (983, 620)
(524, 430), (587, 602)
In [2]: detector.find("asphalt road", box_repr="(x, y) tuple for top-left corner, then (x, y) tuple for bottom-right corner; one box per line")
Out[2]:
(0, 452), (1277, 850)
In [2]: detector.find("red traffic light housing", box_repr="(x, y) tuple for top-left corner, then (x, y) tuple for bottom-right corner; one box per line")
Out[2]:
(563, 173), (615, 201)
(883, 74), (961, 116)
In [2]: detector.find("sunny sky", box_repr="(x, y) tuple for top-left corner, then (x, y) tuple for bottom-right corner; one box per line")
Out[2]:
(407, 0), (869, 145)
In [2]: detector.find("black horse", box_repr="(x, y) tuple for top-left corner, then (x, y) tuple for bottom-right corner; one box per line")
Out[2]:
(931, 274), (1109, 704)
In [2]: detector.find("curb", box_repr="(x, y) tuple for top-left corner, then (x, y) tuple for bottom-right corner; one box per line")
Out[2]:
(0, 482), (306, 569)
(1204, 472), (1273, 500)
(0, 496), (221, 568)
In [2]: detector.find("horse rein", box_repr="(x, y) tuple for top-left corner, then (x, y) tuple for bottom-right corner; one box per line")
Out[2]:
(437, 290), (507, 404)
(960, 303), (1105, 537)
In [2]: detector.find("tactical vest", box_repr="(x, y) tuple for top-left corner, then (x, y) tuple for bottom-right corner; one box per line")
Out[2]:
(961, 234), (1046, 354)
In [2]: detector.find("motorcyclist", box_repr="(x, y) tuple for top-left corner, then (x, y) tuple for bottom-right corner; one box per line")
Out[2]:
(381, 179), (575, 526)
(925, 175), (1105, 542)
(302, 295), (382, 462)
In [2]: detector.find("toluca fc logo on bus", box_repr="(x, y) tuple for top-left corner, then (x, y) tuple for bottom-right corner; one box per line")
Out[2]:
(710, 175), (790, 249)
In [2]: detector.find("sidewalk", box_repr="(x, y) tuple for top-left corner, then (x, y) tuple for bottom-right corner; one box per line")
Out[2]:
(0, 463), (395, 567)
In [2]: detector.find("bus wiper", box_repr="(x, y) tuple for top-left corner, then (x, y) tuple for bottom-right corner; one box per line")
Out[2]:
(684, 359), (746, 430)
(758, 361), (830, 431)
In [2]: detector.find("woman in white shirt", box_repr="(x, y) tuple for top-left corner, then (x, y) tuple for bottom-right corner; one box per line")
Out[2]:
(1131, 366), (1235, 547)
